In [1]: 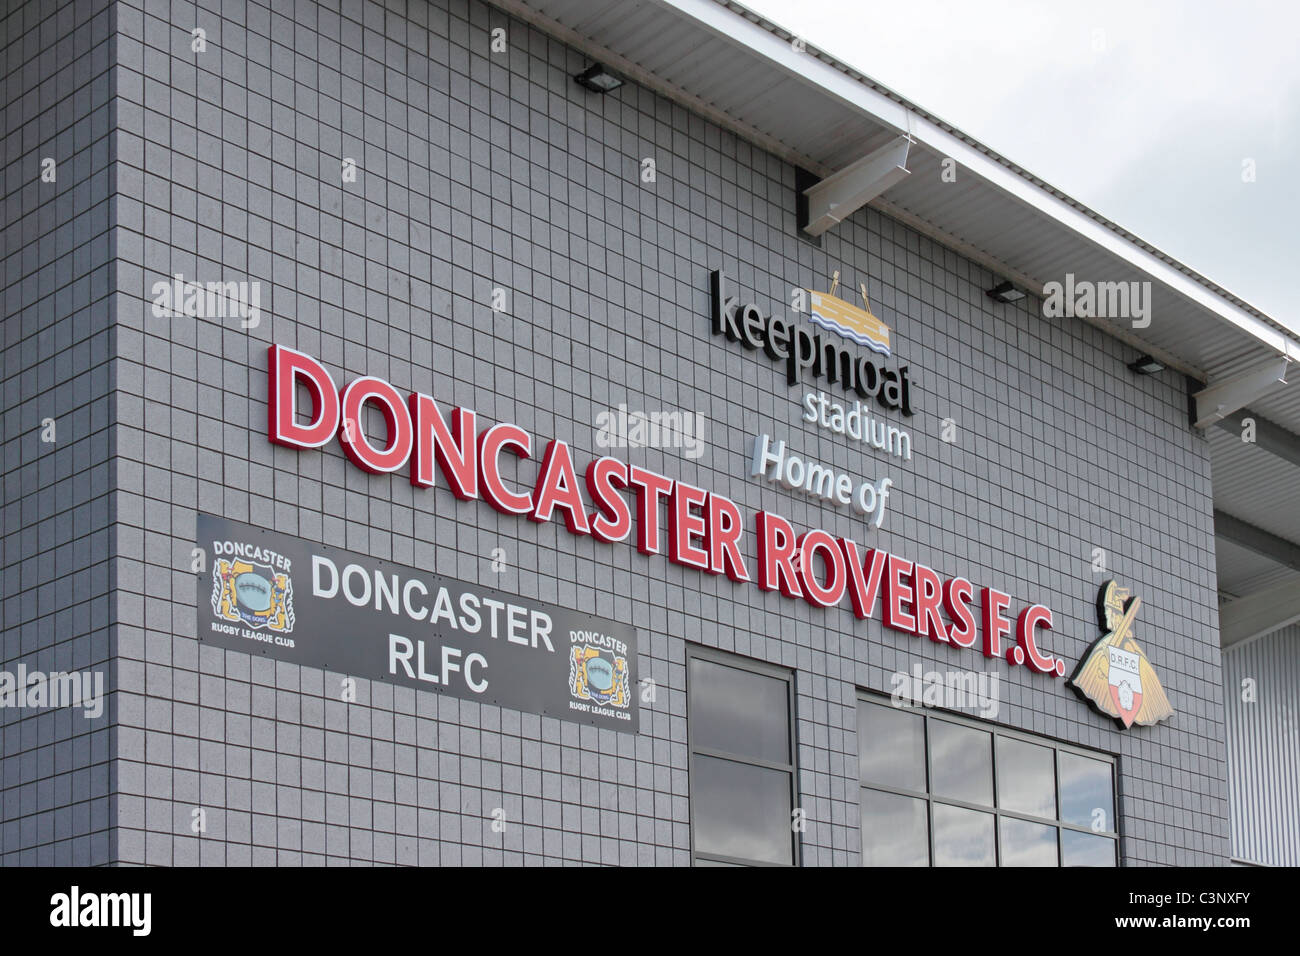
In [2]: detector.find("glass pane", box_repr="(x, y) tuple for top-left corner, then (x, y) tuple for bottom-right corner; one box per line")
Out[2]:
(1000, 817), (1058, 866)
(930, 721), (993, 806)
(997, 737), (1056, 818)
(1059, 752), (1114, 831)
(860, 788), (929, 866)
(933, 803), (995, 866)
(1061, 829), (1117, 866)
(857, 700), (926, 791)
(689, 658), (789, 764)
(692, 755), (793, 865)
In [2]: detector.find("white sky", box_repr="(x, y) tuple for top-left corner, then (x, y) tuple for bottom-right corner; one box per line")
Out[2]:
(745, 0), (1300, 331)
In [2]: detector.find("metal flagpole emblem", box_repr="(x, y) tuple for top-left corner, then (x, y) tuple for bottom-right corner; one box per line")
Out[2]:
(1068, 581), (1175, 729)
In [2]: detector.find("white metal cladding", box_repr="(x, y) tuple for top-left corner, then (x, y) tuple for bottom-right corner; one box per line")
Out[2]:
(1215, 539), (1300, 600)
(1232, 366), (1300, 430)
(1209, 428), (1300, 548)
(1222, 625), (1300, 866)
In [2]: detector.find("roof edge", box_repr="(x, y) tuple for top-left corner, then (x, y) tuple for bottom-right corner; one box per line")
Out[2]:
(667, 0), (1299, 359)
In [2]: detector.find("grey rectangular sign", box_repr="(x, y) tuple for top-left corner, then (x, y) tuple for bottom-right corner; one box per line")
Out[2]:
(196, 513), (638, 733)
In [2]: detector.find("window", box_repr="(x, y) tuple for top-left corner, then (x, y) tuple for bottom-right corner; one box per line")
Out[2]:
(857, 694), (1118, 866)
(687, 646), (799, 866)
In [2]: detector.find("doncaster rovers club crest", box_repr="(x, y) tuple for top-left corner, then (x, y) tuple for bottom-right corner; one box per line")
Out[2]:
(1069, 581), (1173, 729)
(211, 557), (295, 633)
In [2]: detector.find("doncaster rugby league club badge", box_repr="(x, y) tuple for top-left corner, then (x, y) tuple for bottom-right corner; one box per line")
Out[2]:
(211, 557), (295, 633)
(1069, 580), (1174, 729)
(569, 645), (630, 709)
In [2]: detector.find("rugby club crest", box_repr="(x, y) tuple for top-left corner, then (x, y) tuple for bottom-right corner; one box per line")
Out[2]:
(1069, 581), (1173, 729)
(569, 644), (630, 709)
(211, 557), (295, 633)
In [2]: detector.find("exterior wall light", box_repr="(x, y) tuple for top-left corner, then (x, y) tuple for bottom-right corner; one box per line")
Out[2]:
(575, 64), (624, 93)
(986, 281), (1025, 303)
(1129, 355), (1165, 375)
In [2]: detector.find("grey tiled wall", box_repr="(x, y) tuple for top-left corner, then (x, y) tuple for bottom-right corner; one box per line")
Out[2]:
(1, 0), (118, 865)
(7, 0), (1228, 865)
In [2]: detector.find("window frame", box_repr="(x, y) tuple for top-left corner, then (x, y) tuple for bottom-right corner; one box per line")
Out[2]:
(687, 645), (801, 867)
(856, 691), (1120, 866)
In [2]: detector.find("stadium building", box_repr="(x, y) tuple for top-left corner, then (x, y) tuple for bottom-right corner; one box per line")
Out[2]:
(3, 0), (1299, 865)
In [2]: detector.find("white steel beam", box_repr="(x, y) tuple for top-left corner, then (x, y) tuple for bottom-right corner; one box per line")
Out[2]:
(802, 137), (911, 237)
(1216, 510), (1300, 572)
(1220, 578), (1300, 647)
(1194, 357), (1292, 429)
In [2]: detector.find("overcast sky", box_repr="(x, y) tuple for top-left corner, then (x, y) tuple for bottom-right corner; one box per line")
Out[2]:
(746, 0), (1299, 334)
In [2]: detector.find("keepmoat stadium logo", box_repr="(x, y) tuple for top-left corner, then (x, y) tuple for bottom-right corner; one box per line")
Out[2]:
(807, 272), (892, 357)
(710, 270), (914, 416)
(211, 543), (296, 633)
(1069, 581), (1174, 729)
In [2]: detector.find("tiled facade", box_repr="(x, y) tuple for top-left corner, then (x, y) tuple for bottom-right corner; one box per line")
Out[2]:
(1, 0), (118, 866)
(2, 0), (1229, 865)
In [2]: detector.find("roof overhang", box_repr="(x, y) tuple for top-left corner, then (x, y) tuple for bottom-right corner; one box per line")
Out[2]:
(485, 0), (1300, 640)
